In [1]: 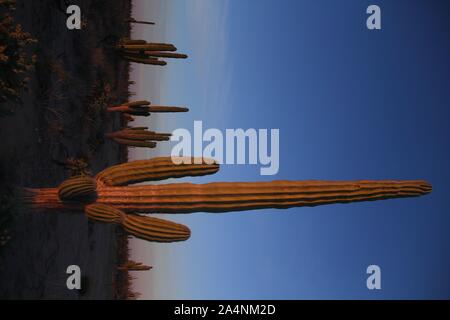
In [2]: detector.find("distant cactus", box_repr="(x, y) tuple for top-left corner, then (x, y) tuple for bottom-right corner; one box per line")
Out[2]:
(117, 43), (176, 52)
(85, 203), (190, 242)
(106, 127), (171, 149)
(118, 261), (152, 271)
(122, 56), (167, 66)
(110, 137), (157, 149)
(106, 127), (171, 142)
(117, 38), (187, 66)
(126, 18), (155, 25)
(107, 100), (189, 117)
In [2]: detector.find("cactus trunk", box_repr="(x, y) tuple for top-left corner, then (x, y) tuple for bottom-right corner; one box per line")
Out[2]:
(22, 179), (431, 213)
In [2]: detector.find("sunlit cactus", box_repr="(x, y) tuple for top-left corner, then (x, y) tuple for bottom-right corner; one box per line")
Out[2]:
(85, 203), (190, 242)
(118, 261), (153, 271)
(96, 157), (219, 187)
(23, 157), (432, 217)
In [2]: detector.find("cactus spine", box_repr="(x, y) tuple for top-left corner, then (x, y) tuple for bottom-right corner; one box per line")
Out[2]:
(85, 203), (190, 242)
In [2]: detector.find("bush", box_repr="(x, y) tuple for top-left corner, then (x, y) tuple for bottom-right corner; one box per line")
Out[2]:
(0, 0), (37, 115)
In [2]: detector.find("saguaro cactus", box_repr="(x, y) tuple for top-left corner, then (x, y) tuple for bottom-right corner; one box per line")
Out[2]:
(23, 157), (432, 216)
(118, 261), (153, 271)
(107, 100), (189, 117)
(106, 128), (171, 149)
(117, 39), (188, 66)
(126, 18), (155, 26)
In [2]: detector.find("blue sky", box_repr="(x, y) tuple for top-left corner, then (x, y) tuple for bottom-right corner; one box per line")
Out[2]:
(129, 0), (450, 299)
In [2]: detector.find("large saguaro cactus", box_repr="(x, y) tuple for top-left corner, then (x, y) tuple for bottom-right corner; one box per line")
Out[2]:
(23, 157), (432, 216)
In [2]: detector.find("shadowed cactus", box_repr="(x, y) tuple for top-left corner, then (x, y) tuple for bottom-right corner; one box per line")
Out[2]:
(106, 128), (171, 142)
(117, 39), (187, 66)
(123, 56), (167, 66)
(85, 203), (190, 242)
(107, 100), (188, 117)
(110, 137), (156, 149)
(117, 43), (177, 52)
(118, 260), (153, 271)
(106, 127), (172, 149)
(126, 19), (155, 26)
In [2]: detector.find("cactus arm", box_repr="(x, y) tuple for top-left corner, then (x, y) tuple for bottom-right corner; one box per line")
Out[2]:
(95, 157), (219, 187)
(84, 203), (190, 242)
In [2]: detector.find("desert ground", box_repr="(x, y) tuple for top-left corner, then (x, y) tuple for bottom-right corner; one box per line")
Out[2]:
(0, 0), (133, 299)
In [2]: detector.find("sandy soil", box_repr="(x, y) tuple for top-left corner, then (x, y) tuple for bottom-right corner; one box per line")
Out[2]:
(0, 0), (132, 299)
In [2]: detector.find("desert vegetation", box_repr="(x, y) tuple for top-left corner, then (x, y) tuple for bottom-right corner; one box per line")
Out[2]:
(106, 127), (171, 149)
(107, 100), (189, 117)
(0, 0), (36, 116)
(117, 38), (188, 66)
(0, 1), (434, 300)
(20, 156), (431, 245)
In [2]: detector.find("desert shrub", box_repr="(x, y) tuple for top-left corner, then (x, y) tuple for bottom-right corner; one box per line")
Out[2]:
(0, 0), (37, 115)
